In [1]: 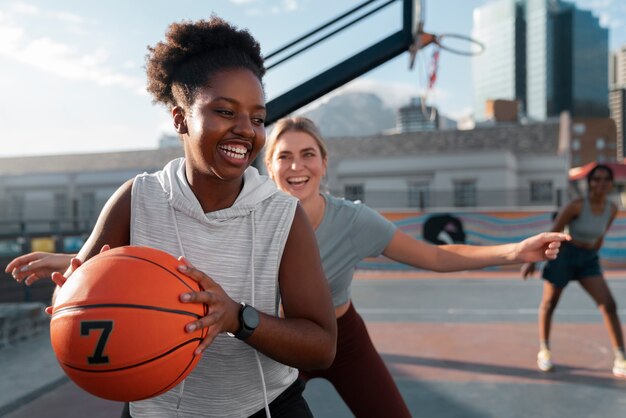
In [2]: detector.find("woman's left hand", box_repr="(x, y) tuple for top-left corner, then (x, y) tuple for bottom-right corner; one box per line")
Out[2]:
(515, 232), (570, 263)
(177, 257), (241, 355)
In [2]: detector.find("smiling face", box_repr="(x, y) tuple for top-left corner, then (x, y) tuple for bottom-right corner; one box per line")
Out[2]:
(176, 68), (266, 185)
(587, 167), (614, 196)
(268, 130), (327, 203)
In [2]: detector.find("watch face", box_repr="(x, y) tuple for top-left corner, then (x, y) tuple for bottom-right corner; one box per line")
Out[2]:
(242, 306), (260, 329)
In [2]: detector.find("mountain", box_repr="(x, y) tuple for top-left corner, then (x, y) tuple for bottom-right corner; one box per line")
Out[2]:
(299, 92), (396, 137)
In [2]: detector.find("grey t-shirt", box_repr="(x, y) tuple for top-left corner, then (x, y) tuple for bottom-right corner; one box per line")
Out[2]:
(316, 193), (397, 307)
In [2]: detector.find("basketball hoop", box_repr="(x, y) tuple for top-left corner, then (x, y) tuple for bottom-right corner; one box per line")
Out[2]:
(433, 33), (485, 56)
(408, 30), (484, 120)
(409, 31), (484, 68)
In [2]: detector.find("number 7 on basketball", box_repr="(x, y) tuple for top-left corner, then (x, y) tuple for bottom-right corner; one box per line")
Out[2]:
(81, 321), (113, 365)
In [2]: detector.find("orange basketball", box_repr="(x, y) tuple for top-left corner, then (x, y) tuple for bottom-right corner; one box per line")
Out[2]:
(50, 246), (208, 402)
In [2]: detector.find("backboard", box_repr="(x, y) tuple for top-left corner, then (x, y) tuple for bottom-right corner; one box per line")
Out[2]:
(412, 0), (424, 39)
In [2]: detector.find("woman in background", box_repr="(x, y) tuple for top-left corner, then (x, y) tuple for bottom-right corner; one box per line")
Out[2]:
(264, 116), (570, 417)
(522, 164), (625, 378)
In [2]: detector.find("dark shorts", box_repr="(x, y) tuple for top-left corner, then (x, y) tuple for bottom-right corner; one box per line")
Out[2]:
(120, 379), (312, 418)
(542, 242), (602, 288)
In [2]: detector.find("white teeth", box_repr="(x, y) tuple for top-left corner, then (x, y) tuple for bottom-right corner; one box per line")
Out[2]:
(223, 150), (245, 159)
(288, 176), (308, 184)
(220, 144), (248, 159)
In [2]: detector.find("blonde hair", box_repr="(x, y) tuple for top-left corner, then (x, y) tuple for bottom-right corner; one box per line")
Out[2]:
(264, 117), (328, 170)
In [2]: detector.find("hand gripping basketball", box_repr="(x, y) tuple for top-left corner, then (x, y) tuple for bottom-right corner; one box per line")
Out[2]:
(177, 256), (242, 355)
(49, 246), (209, 402)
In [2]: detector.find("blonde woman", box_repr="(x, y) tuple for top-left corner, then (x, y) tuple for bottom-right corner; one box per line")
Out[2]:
(264, 116), (570, 417)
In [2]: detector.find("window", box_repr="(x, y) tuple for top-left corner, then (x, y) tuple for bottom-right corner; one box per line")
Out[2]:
(596, 137), (606, 150)
(572, 123), (585, 135)
(571, 138), (581, 151)
(9, 193), (24, 220)
(53, 193), (68, 219)
(344, 184), (364, 202)
(453, 180), (476, 207)
(79, 192), (96, 221)
(530, 180), (553, 203)
(408, 183), (429, 209)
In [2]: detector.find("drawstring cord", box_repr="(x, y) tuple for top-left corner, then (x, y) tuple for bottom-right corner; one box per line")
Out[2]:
(170, 204), (270, 417)
(251, 213), (271, 417)
(170, 204), (187, 416)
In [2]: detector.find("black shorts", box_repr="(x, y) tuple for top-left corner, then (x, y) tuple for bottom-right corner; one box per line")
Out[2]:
(542, 242), (602, 288)
(120, 379), (312, 418)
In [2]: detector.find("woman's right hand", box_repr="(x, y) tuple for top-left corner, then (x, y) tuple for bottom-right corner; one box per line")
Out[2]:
(6, 252), (75, 285)
(49, 245), (112, 288)
(520, 262), (536, 280)
(45, 245), (111, 314)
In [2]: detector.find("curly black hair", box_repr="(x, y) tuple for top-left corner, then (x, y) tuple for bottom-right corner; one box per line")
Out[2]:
(145, 15), (265, 110)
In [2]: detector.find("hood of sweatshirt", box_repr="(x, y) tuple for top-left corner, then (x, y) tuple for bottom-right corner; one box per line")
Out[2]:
(155, 157), (278, 223)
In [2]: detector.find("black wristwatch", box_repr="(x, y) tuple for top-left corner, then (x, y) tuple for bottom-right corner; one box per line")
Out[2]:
(229, 302), (259, 340)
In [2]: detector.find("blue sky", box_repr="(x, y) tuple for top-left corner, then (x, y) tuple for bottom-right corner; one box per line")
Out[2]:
(0, 0), (624, 157)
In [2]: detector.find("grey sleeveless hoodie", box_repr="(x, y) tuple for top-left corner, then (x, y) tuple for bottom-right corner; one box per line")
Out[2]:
(129, 158), (298, 417)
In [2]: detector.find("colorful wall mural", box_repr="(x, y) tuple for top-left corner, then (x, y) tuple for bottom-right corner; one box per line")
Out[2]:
(360, 211), (626, 271)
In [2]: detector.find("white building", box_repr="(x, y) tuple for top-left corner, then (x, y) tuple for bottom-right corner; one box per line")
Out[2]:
(324, 119), (569, 210)
(0, 119), (569, 238)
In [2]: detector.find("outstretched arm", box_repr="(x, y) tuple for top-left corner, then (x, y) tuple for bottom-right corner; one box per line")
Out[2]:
(6, 252), (75, 285)
(384, 229), (570, 273)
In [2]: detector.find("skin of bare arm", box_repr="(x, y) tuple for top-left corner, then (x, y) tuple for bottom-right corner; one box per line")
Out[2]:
(179, 205), (337, 370)
(384, 229), (570, 273)
(6, 252), (74, 285)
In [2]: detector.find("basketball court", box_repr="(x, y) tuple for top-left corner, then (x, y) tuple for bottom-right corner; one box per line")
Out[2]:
(1, 1), (623, 416)
(2, 270), (625, 417)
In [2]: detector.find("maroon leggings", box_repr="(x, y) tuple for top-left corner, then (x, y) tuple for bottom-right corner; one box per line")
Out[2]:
(299, 303), (411, 418)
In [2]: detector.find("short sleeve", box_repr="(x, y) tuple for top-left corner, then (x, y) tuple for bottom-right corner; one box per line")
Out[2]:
(350, 203), (397, 259)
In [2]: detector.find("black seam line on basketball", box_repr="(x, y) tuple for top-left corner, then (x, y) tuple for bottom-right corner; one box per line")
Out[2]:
(52, 304), (202, 319)
(112, 253), (196, 292)
(144, 350), (199, 399)
(62, 338), (203, 373)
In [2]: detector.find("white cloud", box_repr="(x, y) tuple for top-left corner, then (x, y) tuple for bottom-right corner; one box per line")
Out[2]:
(0, 9), (144, 94)
(600, 13), (623, 29)
(51, 11), (88, 25)
(282, 0), (299, 12)
(11, 2), (40, 15)
(447, 106), (473, 121)
(0, 21), (24, 49)
(235, 0), (301, 15)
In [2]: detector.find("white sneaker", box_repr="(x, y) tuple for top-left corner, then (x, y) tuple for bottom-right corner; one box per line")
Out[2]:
(613, 359), (626, 379)
(537, 349), (554, 372)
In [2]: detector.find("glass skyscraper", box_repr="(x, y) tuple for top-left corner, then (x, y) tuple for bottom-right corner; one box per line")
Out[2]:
(473, 0), (608, 121)
(472, 0), (525, 120)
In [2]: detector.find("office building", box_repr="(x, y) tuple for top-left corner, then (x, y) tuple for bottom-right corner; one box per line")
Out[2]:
(473, 0), (608, 121)
(472, 0), (526, 120)
(610, 46), (626, 160)
(396, 97), (439, 132)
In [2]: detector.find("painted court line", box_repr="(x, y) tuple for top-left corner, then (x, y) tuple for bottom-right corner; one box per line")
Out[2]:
(359, 308), (626, 315)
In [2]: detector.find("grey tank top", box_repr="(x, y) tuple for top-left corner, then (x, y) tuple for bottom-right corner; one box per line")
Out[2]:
(568, 197), (613, 245)
(129, 163), (299, 417)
